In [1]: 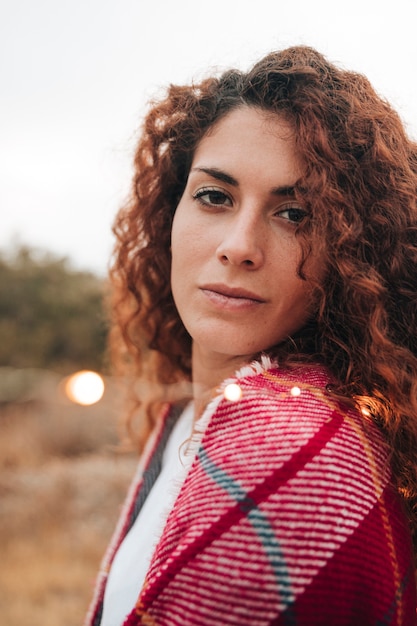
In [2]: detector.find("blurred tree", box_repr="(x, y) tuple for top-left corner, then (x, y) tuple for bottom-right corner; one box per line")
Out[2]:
(0, 245), (108, 372)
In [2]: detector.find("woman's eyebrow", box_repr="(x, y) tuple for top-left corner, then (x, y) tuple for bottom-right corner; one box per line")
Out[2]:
(271, 185), (296, 197)
(191, 167), (296, 197)
(191, 166), (238, 186)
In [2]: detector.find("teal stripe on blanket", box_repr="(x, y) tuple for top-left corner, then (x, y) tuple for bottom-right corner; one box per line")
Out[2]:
(198, 446), (295, 606)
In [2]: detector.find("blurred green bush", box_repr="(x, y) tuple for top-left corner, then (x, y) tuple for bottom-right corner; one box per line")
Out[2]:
(0, 244), (108, 374)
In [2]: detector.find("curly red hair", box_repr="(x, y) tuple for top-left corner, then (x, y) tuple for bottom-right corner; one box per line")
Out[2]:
(110, 46), (417, 548)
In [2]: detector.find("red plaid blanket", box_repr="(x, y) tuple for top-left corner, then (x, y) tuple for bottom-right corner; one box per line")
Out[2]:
(86, 360), (416, 625)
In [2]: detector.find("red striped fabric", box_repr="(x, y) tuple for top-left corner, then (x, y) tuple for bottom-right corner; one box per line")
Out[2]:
(86, 361), (416, 626)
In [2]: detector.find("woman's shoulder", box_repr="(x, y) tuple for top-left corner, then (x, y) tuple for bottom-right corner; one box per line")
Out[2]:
(218, 355), (336, 399)
(211, 356), (354, 427)
(202, 356), (390, 477)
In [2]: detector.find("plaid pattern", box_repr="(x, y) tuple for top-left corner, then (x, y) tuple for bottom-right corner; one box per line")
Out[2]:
(86, 361), (416, 626)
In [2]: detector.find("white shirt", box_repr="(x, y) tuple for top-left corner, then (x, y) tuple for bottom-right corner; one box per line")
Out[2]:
(100, 402), (195, 626)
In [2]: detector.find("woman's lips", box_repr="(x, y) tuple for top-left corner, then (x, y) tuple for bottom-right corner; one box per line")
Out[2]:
(200, 284), (265, 309)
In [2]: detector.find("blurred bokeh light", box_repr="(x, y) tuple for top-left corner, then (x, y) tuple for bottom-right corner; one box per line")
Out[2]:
(65, 370), (105, 406)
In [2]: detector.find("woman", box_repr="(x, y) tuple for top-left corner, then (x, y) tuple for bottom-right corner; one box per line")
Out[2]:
(86, 46), (417, 625)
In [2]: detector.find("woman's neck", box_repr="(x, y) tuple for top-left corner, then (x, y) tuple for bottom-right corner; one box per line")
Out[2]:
(191, 346), (251, 419)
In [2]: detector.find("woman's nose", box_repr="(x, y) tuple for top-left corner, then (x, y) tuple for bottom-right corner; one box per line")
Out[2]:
(216, 211), (264, 268)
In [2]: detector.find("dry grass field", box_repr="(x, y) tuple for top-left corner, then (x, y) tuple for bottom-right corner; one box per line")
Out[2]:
(0, 369), (137, 626)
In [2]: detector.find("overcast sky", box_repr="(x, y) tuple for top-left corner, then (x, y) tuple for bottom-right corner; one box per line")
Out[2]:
(1, 0), (416, 275)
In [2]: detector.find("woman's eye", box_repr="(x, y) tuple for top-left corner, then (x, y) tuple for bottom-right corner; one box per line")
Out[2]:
(193, 188), (232, 207)
(277, 205), (307, 224)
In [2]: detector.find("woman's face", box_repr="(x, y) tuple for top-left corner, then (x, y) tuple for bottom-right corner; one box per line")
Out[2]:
(171, 106), (322, 370)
